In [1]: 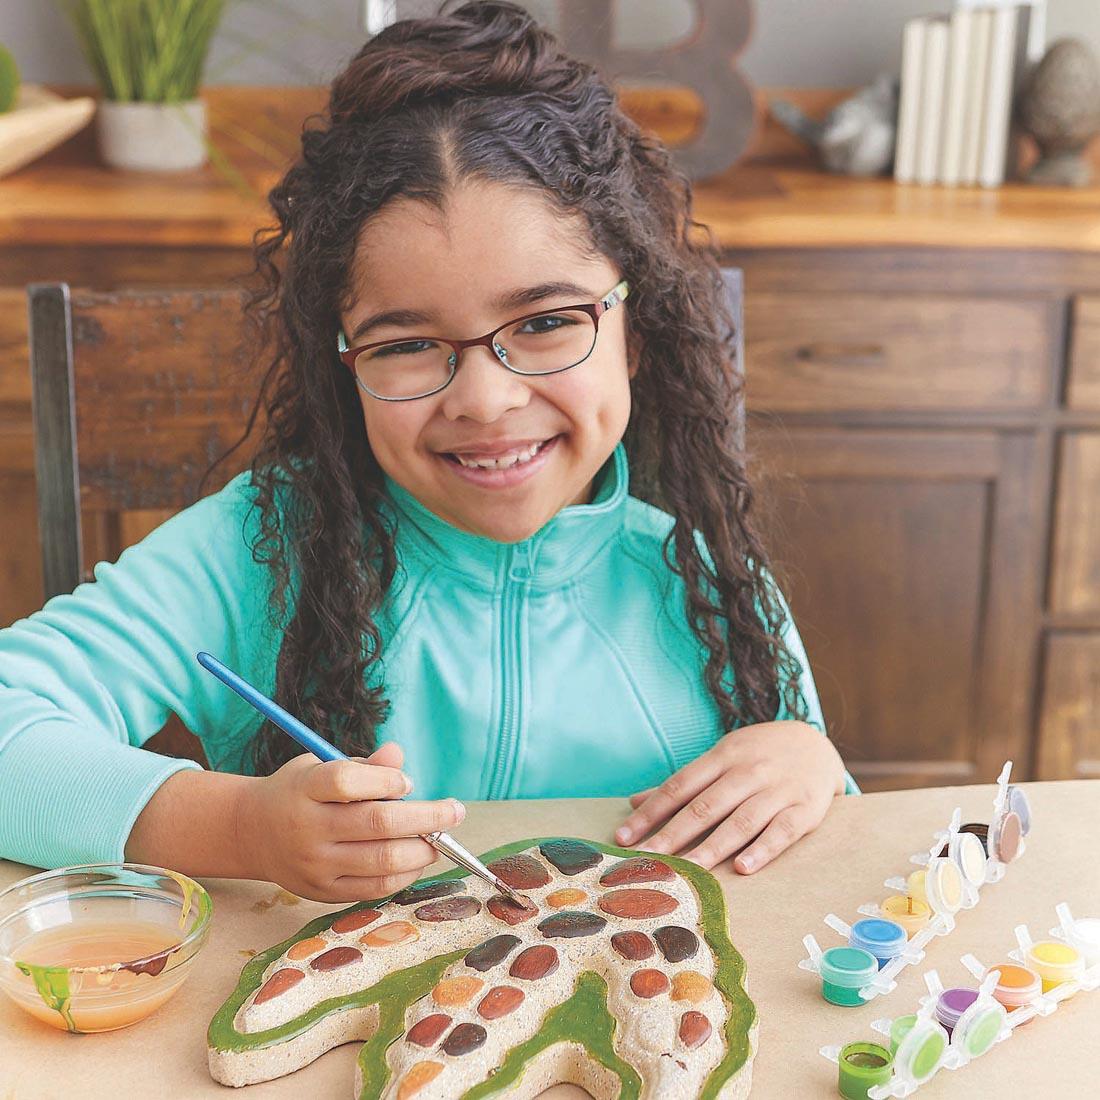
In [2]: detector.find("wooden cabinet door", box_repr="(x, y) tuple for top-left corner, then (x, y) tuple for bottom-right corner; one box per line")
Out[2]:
(750, 426), (1043, 791)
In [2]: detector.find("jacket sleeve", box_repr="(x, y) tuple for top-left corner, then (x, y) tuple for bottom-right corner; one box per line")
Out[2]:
(0, 472), (284, 868)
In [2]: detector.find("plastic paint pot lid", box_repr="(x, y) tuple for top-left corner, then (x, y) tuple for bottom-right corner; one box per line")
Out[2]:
(1028, 940), (1084, 978)
(1007, 785), (1032, 835)
(935, 986), (978, 1027)
(1062, 916), (1100, 957)
(924, 857), (964, 916)
(889, 1013), (918, 1052)
(820, 945), (879, 988)
(990, 810), (1023, 863)
(893, 1018), (949, 1085)
(952, 831), (988, 887)
(955, 1001), (1006, 1058)
(959, 822), (990, 854)
(989, 962), (1042, 996)
(850, 917), (908, 957)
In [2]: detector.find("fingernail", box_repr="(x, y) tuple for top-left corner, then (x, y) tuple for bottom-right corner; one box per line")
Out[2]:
(450, 799), (466, 822)
(738, 853), (755, 872)
(402, 774), (413, 794)
(615, 827), (631, 844)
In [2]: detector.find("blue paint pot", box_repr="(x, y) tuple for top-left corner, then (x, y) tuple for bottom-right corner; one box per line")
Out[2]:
(849, 918), (908, 967)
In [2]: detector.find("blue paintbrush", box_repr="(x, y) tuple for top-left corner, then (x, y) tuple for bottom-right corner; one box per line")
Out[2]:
(195, 651), (526, 904)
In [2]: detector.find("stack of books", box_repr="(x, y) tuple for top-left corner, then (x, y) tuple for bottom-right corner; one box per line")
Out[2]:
(894, 0), (1046, 187)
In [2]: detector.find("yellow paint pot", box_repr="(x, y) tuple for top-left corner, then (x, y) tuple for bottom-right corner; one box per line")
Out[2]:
(1026, 940), (1085, 995)
(881, 894), (932, 938)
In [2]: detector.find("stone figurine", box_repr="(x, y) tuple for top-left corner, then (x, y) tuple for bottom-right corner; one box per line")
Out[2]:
(769, 74), (899, 177)
(1017, 38), (1100, 187)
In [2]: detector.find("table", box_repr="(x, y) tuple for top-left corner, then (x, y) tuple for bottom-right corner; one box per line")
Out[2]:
(1, 781), (1098, 1097)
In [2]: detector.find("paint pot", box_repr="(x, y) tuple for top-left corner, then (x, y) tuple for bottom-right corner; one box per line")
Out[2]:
(889, 1013), (917, 1055)
(892, 1016), (949, 1088)
(989, 810), (1023, 864)
(934, 987), (978, 1037)
(1025, 940), (1085, 994)
(1007, 786), (1031, 836)
(819, 946), (879, 1006)
(837, 1041), (893, 1100)
(880, 894), (932, 938)
(849, 918), (908, 967)
(924, 858), (964, 919)
(1058, 916), (1100, 968)
(985, 962), (1041, 1021)
(937, 823), (989, 858)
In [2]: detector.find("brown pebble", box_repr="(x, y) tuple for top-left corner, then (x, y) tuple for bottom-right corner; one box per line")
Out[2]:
(600, 857), (676, 886)
(432, 976), (484, 1008)
(310, 946), (362, 972)
(361, 920), (419, 948)
(477, 985), (525, 1020)
(487, 895), (539, 926)
(407, 1013), (452, 1048)
(539, 839), (604, 876)
(509, 944), (560, 981)
(441, 1022), (488, 1057)
(397, 1061), (443, 1098)
(545, 888), (587, 908)
(537, 910), (608, 939)
(253, 968), (303, 1005)
(630, 968), (672, 998)
(486, 854), (551, 890)
(679, 1011), (712, 1049)
(654, 926), (699, 963)
(464, 934), (521, 972)
(599, 888), (679, 919)
(287, 935), (328, 961)
(611, 931), (655, 961)
(392, 880), (464, 906)
(415, 896), (482, 923)
(330, 908), (382, 934)
(671, 970), (713, 1003)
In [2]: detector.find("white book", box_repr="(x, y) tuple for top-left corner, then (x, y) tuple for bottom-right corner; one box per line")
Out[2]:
(894, 17), (927, 183)
(916, 17), (949, 186)
(960, 8), (993, 186)
(939, 9), (974, 185)
(979, 4), (1019, 187)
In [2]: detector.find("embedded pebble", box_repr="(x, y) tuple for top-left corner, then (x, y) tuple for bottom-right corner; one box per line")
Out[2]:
(671, 970), (713, 1003)
(654, 926), (699, 963)
(330, 908), (382, 934)
(362, 920), (420, 948)
(509, 945), (560, 981)
(630, 968), (672, 998)
(415, 896), (482, 923)
(600, 857), (675, 886)
(487, 895), (539, 926)
(253, 968), (303, 1005)
(611, 931), (655, 961)
(407, 1013), (452, 1048)
(539, 839), (604, 876)
(310, 946), (362, 972)
(432, 976), (485, 1007)
(537, 910), (608, 939)
(486, 854), (551, 890)
(477, 985), (525, 1020)
(397, 1060), (443, 1098)
(393, 880), (464, 906)
(464, 935), (521, 972)
(679, 1011), (713, 1049)
(441, 1022), (488, 1057)
(287, 935), (327, 961)
(545, 888), (587, 908)
(599, 889), (678, 919)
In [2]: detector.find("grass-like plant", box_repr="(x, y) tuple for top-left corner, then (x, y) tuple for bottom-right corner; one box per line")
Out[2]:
(60, 0), (227, 103)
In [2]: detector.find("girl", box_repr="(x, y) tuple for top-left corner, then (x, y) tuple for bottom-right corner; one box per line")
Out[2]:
(0, 1), (855, 903)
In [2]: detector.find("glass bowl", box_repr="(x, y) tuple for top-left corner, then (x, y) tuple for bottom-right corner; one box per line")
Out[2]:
(0, 862), (212, 1033)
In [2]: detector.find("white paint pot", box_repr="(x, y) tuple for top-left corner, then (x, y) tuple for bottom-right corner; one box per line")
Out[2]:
(95, 98), (207, 171)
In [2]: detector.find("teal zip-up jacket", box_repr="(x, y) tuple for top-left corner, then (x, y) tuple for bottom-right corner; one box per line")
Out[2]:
(0, 444), (856, 869)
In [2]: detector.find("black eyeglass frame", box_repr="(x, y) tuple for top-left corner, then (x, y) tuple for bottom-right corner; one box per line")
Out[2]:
(336, 279), (630, 402)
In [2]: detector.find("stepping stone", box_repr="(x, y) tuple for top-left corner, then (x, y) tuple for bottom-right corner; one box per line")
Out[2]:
(630, 968), (671, 998)
(670, 971), (712, 1003)
(407, 1013), (451, 1048)
(477, 985), (525, 1020)
(600, 857), (675, 886)
(599, 889), (678, 919)
(432, 976), (484, 1008)
(539, 839), (604, 876)
(464, 934), (521, 973)
(392, 880), (464, 906)
(487, 895), (539, 926)
(253, 968), (303, 1005)
(537, 911), (607, 939)
(397, 1060), (443, 1098)
(441, 1022), (488, 1057)
(485, 854), (551, 890)
(330, 908), (382, 934)
(611, 931), (655, 961)
(414, 896), (482, 923)
(508, 945), (560, 981)
(654, 926), (699, 963)
(679, 1011), (712, 1049)
(310, 946), (362, 972)
(545, 888), (587, 908)
(287, 935), (327, 961)
(361, 920), (420, 948)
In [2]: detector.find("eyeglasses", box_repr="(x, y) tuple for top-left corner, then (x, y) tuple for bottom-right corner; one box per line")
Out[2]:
(337, 279), (630, 401)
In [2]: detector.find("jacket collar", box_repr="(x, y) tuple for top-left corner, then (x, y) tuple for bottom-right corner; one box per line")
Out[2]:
(384, 443), (629, 590)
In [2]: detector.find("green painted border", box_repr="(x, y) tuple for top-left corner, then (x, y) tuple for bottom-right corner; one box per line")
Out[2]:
(208, 838), (756, 1099)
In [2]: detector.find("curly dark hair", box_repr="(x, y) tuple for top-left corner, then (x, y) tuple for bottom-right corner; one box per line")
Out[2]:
(221, 0), (807, 775)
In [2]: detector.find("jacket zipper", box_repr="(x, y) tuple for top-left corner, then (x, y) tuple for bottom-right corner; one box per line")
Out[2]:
(486, 542), (530, 799)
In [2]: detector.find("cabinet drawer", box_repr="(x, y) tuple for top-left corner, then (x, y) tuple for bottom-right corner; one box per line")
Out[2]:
(744, 292), (1054, 413)
(1050, 433), (1100, 615)
(1036, 633), (1100, 779)
(1068, 295), (1100, 409)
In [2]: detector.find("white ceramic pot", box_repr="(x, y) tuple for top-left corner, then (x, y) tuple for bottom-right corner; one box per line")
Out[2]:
(95, 98), (207, 172)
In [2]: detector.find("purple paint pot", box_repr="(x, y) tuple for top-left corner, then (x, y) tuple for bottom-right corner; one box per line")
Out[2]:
(935, 987), (978, 1036)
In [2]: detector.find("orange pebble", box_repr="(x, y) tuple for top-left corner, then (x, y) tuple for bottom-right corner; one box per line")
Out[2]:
(287, 935), (328, 961)
(361, 921), (420, 948)
(670, 971), (712, 1004)
(432, 975), (485, 1007)
(545, 888), (587, 908)
(397, 1060), (444, 1099)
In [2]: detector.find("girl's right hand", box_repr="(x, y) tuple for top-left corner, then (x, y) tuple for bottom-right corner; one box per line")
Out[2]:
(235, 741), (465, 902)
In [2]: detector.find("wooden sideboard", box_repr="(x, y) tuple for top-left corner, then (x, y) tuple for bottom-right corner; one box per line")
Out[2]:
(2, 88), (1098, 791)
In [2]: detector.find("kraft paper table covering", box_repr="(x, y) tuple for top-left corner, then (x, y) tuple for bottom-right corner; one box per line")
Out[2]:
(1, 781), (1097, 1099)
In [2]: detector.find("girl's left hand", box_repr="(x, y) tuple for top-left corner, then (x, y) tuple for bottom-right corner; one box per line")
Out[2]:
(614, 721), (846, 874)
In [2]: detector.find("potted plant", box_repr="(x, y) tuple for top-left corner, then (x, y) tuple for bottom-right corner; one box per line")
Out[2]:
(61, 0), (226, 171)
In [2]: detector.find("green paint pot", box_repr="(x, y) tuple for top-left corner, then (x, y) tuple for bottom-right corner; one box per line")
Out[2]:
(838, 1041), (893, 1099)
(893, 1017), (949, 1087)
(889, 1013), (917, 1055)
(820, 946), (878, 1006)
